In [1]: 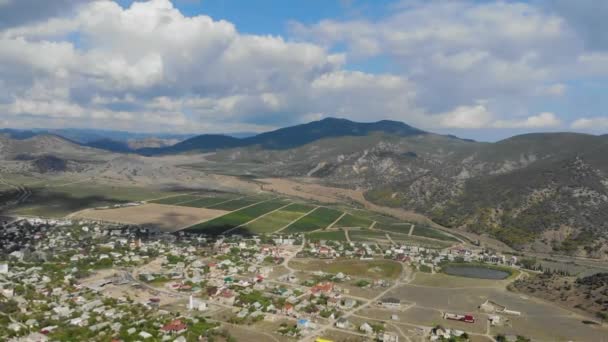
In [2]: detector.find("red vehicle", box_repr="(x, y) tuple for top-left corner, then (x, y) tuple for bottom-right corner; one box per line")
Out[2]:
(444, 312), (475, 323)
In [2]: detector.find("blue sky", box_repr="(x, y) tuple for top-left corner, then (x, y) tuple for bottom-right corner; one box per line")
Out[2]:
(1, 0), (608, 141)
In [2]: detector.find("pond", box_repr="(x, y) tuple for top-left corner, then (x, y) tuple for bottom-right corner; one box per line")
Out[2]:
(443, 265), (510, 280)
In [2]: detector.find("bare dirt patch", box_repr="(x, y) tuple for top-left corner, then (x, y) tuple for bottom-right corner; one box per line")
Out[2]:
(75, 203), (228, 231)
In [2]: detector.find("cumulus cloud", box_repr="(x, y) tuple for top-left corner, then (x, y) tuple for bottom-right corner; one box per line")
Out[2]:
(492, 112), (562, 128)
(438, 103), (494, 129)
(0, 0), (604, 135)
(571, 117), (608, 130)
(0, 0), (394, 132)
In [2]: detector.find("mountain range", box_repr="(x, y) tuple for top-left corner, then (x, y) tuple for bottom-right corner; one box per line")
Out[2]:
(1, 118), (607, 257)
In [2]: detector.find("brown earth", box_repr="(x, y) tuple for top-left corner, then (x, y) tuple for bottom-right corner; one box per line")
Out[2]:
(74, 203), (228, 231)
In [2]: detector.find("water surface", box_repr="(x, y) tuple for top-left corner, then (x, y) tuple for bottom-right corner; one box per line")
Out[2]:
(443, 265), (509, 279)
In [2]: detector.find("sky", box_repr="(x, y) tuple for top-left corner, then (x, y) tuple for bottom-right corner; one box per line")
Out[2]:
(1, 0), (608, 141)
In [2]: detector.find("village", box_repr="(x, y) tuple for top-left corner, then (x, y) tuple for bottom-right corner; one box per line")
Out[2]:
(1, 217), (536, 342)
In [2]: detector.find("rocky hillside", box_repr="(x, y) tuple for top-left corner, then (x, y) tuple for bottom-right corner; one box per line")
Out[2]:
(208, 130), (608, 257)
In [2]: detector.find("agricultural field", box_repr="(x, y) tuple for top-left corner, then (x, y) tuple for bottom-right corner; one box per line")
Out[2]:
(10, 182), (182, 218)
(411, 225), (459, 242)
(206, 197), (264, 211)
(373, 223), (411, 235)
(289, 258), (403, 279)
(184, 199), (288, 235)
(349, 208), (404, 224)
(389, 233), (454, 249)
(241, 203), (315, 234)
(179, 195), (238, 208)
(306, 230), (347, 241)
(333, 213), (373, 228)
(282, 207), (343, 233)
(74, 203), (228, 232)
(411, 272), (515, 288)
(349, 229), (391, 242)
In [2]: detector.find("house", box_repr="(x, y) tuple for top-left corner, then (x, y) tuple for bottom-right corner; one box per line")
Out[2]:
(488, 315), (501, 326)
(342, 298), (357, 309)
(297, 319), (311, 329)
(359, 322), (373, 334)
(282, 303), (294, 315)
(139, 331), (153, 339)
(311, 282), (334, 296)
(161, 319), (187, 335)
(217, 289), (236, 306)
(335, 317), (350, 329)
(379, 332), (399, 342)
(318, 246), (333, 257)
(380, 297), (401, 309)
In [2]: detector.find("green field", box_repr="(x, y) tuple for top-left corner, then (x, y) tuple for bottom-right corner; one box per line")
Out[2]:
(290, 258), (402, 279)
(349, 229), (390, 242)
(307, 230), (347, 241)
(10, 182), (181, 217)
(333, 213), (373, 228)
(185, 200), (289, 235)
(282, 207), (343, 233)
(242, 203), (315, 234)
(411, 226), (459, 242)
(374, 223), (411, 235)
(179, 195), (237, 208)
(348, 209), (402, 224)
(389, 233), (454, 249)
(375, 223), (458, 242)
(206, 197), (263, 210)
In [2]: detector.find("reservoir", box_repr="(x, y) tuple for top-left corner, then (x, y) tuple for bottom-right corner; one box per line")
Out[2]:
(443, 265), (510, 280)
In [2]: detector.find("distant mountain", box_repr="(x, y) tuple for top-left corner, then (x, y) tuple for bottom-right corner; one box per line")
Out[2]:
(0, 128), (40, 140)
(142, 117), (428, 155)
(28, 128), (196, 144)
(0, 128), (198, 153)
(86, 139), (132, 153)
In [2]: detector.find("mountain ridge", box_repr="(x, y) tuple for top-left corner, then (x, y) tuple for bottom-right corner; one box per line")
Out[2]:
(139, 117), (429, 155)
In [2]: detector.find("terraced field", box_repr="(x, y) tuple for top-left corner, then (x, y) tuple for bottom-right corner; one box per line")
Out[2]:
(184, 199), (288, 235)
(242, 203), (315, 234)
(282, 207), (343, 233)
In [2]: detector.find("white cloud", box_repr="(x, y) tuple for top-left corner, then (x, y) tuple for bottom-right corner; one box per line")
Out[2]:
(492, 112), (562, 128)
(291, 0), (595, 124)
(571, 117), (608, 129)
(439, 103), (494, 129)
(0, 0), (382, 132)
(0, 0), (603, 135)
